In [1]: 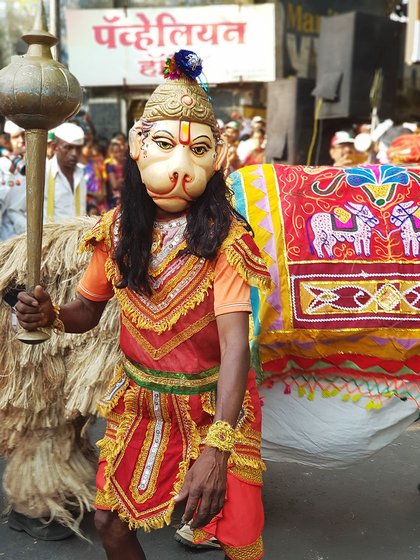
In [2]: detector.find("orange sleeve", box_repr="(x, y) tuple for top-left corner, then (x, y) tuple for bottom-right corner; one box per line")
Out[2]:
(214, 252), (251, 316)
(77, 241), (114, 302)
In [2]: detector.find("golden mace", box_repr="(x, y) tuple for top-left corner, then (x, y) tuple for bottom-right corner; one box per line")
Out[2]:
(0, 1), (82, 344)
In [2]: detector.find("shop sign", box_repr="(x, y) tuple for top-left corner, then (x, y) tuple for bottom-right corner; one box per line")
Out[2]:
(65, 4), (275, 86)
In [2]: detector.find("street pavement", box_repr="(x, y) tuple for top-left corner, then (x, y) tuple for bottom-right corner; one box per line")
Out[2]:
(1, 421), (420, 560)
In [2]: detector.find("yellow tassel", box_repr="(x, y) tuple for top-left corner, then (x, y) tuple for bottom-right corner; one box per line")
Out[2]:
(321, 389), (330, 398)
(230, 452), (266, 472)
(297, 386), (306, 398)
(330, 388), (340, 397)
(341, 393), (350, 402)
(365, 401), (374, 410)
(352, 393), (362, 402)
(307, 391), (315, 401)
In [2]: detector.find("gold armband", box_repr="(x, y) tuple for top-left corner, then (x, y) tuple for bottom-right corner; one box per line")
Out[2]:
(204, 420), (235, 453)
(52, 303), (65, 334)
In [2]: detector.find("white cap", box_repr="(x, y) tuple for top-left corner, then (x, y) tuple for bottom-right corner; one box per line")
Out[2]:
(225, 120), (240, 130)
(4, 120), (24, 136)
(330, 131), (355, 147)
(53, 122), (85, 146)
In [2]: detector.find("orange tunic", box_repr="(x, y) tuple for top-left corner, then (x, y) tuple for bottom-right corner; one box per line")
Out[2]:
(78, 210), (272, 559)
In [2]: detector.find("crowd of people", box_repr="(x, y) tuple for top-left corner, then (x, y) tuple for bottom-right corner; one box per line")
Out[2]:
(0, 117), (130, 241)
(328, 121), (420, 167)
(0, 110), (270, 242)
(2, 108), (418, 243)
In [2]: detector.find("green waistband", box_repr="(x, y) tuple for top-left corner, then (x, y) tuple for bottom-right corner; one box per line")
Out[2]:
(123, 358), (219, 395)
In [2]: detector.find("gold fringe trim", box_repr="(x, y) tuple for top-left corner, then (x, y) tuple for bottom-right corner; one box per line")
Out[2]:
(201, 390), (217, 416)
(224, 243), (273, 293)
(111, 266), (215, 334)
(193, 527), (213, 544)
(223, 535), (264, 560)
(78, 208), (116, 254)
(96, 364), (128, 417)
(121, 312), (215, 360)
(236, 390), (256, 433)
(164, 395), (201, 526)
(96, 488), (173, 532)
(219, 220), (248, 252)
(229, 453), (266, 473)
(98, 384), (138, 497)
(229, 463), (264, 485)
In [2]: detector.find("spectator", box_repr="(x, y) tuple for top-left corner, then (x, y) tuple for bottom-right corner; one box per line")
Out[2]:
(80, 140), (107, 213)
(223, 121), (242, 174)
(241, 128), (266, 167)
(329, 130), (367, 167)
(387, 133), (420, 165)
(46, 131), (56, 160)
(376, 125), (414, 164)
(0, 131), (12, 156)
(237, 117), (267, 165)
(44, 122), (87, 222)
(103, 139), (125, 209)
(0, 120), (26, 240)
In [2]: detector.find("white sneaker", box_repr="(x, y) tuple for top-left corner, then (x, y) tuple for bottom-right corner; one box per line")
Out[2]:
(174, 523), (221, 550)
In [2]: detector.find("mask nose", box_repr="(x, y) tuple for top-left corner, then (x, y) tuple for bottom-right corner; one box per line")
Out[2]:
(168, 146), (194, 188)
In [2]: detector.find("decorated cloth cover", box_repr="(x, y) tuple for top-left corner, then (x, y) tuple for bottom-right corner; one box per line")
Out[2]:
(229, 164), (420, 467)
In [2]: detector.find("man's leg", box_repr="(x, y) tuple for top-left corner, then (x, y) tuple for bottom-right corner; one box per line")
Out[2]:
(95, 510), (146, 560)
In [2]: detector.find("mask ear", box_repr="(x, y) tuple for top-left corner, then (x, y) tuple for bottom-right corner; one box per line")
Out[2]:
(128, 121), (143, 161)
(213, 139), (228, 171)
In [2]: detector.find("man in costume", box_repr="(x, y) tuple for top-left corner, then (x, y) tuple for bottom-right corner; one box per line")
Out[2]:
(15, 50), (271, 560)
(0, 218), (120, 540)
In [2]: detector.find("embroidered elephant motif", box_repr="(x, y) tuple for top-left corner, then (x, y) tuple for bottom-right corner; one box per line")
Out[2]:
(390, 201), (420, 257)
(308, 202), (379, 259)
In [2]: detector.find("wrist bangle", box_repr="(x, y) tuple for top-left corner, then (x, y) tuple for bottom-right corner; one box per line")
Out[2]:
(52, 303), (65, 334)
(204, 420), (235, 453)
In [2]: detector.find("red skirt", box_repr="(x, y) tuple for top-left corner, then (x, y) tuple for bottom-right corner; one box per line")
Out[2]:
(95, 365), (265, 559)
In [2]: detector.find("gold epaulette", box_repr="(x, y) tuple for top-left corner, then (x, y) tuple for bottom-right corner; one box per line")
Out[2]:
(78, 208), (117, 254)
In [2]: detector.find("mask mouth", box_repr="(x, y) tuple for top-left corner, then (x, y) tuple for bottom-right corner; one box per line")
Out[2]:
(152, 194), (193, 203)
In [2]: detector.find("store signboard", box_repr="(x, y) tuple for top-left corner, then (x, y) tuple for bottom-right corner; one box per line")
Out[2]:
(65, 4), (275, 86)
(279, 0), (389, 78)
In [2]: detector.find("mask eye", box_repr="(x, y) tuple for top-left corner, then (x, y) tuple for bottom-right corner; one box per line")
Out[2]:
(191, 146), (209, 156)
(155, 140), (173, 151)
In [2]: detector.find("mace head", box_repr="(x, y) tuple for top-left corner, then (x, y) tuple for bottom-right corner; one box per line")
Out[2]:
(0, 0), (82, 130)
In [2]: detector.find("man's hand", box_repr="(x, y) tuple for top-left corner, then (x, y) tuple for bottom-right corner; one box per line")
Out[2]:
(174, 446), (229, 529)
(15, 285), (55, 331)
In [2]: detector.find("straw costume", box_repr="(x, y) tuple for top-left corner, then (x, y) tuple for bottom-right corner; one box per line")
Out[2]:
(0, 218), (120, 536)
(14, 50), (271, 560)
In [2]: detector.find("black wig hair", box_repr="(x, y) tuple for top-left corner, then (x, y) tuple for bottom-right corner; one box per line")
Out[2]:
(114, 156), (250, 295)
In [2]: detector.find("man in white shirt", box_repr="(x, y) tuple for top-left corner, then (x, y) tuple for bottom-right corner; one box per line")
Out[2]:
(45, 122), (87, 222)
